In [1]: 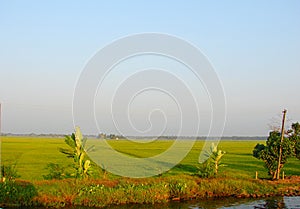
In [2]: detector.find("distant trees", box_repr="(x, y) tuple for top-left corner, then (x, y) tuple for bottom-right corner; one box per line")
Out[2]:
(253, 122), (300, 179)
(97, 133), (125, 140)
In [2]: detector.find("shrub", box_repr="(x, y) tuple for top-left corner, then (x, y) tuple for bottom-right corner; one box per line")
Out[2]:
(1, 164), (20, 182)
(168, 180), (187, 198)
(43, 163), (72, 180)
(0, 181), (37, 206)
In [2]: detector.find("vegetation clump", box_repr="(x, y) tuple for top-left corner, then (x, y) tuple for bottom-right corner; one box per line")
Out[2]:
(253, 122), (300, 179)
(0, 163), (37, 207)
(59, 127), (94, 179)
(43, 163), (71, 180)
(197, 143), (226, 178)
(290, 122), (300, 160)
(1, 163), (20, 182)
(0, 180), (37, 207)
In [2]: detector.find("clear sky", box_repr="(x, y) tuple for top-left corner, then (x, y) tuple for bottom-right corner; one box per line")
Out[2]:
(0, 0), (300, 136)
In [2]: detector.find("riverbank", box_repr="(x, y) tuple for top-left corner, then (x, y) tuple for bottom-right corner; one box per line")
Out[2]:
(1, 175), (300, 208)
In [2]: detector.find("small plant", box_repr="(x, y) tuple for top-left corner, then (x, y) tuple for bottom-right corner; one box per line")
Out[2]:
(59, 127), (94, 179)
(197, 160), (215, 178)
(1, 163), (20, 182)
(168, 181), (187, 198)
(43, 163), (72, 180)
(0, 180), (37, 206)
(197, 143), (226, 178)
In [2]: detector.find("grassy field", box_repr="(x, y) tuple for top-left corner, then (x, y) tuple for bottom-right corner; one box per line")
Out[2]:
(1, 137), (299, 180)
(1, 136), (300, 207)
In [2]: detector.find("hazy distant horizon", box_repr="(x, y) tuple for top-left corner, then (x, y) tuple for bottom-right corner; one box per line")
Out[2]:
(0, 132), (268, 139)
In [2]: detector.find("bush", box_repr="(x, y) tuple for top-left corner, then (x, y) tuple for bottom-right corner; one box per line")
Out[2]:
(197, 161), (215, 178)
(0, 181), (37, 206)
(1, 164), (20, 181)
(168, 180), (187, 198)
(43, 163), (72, 180)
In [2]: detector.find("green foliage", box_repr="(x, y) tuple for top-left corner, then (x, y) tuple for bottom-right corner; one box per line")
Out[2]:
(290, 122), (300, 160)
(43, 163), (72, 180)
(168, 180), (187, 198)
(74, 181), (169, 206)
(0, 181), (37, 206)
(253, 131), (294, 179)
(59, 127), (93, 179)
(253, 143), (265, 158)
(197, 143), (226, 178)
(31, 175), (293, 208)
(1, 163), (20, 182)
(253, 122), (300, 179)
(295, 140), (300, 159)
(197, 160), (215, 178)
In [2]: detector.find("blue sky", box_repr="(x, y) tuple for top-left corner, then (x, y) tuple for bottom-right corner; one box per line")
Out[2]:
(0, 1), (300, 136)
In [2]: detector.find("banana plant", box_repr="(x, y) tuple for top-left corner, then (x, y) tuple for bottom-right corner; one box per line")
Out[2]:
(60, 127), (93, 179)
(209, 143), (226, 174)
(198, 143), (226, 177)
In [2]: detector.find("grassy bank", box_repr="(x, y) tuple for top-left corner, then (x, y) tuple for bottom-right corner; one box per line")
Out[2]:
(1, 137), (300, 207)
(1, 175), (300, 208)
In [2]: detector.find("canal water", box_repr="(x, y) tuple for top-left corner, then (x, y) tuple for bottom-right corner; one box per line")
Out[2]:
(102, 196), (300, 209)
(3, 196), (300, 209)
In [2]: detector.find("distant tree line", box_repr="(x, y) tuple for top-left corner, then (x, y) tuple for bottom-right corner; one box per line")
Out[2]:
(97, 133), (126, 140)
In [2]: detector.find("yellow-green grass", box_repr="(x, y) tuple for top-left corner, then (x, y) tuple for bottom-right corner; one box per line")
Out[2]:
(1, 137), (72, 180)
(1, 137), (300, 181)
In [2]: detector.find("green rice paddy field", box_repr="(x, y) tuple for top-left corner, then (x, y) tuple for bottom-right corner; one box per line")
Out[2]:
(1, 137), (299, 180)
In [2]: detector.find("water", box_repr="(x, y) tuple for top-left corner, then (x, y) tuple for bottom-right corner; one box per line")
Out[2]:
(3, 196), (300, 209)
(186, 196), (300, 209)
(102, 196), (300, 209)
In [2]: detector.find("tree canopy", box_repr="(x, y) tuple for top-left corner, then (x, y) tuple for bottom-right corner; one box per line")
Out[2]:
(253, 122), (299, 179)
